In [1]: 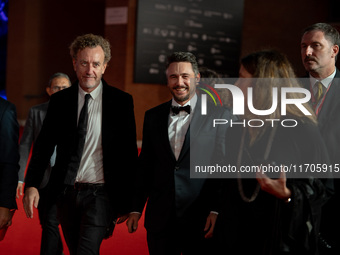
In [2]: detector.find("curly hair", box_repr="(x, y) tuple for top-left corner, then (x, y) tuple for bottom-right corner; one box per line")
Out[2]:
(69, 34), (111, 64)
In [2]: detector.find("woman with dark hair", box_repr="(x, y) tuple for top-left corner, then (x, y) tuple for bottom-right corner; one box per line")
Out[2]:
(214, 50), (332, 255)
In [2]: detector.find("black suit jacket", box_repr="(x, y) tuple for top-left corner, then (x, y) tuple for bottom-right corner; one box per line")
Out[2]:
(18, 102), (55, 188)
(134, 97), (232, 233)
(315, 69), (340, 165)
(25, 80), (138, 216)
(0, 98), (19, 209)
(307, 69), (340, 247)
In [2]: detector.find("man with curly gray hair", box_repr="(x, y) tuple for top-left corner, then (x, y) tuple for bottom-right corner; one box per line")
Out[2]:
(23, 34), (138, 255)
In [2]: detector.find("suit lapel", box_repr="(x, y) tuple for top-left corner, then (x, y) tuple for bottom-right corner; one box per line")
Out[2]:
(102, 81), (109, 140)
(159, 101), (177, 161)
(318, 69), (340, 130)
(177, 127), (190, 162)
(71, 84), (79, 129)
(177, 96), (204, 162)
(101, 80), (121, 150)
(302, 70), (340, 128)
(317, 69), (340, 126)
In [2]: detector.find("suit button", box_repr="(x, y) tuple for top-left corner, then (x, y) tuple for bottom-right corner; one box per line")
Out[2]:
(174, 166), (180, 171)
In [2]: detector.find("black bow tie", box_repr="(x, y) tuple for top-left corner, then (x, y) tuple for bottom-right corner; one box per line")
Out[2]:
(171, 105), (191, 115)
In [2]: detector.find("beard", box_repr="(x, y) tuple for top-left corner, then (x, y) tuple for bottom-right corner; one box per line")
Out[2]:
(172, 93), (190, 103)
(170, 85), (190, 103)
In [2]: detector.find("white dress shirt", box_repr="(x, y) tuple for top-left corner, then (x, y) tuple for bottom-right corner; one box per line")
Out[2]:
(168, 94), (197, 160)
(75, 82), (104, 183)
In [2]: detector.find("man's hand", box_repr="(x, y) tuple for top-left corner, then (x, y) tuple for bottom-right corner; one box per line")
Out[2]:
(0, 207), (13, 229)
(22, 187), (39, 218)
(204, 212), (218, 239)
(16, 182), (24, 199)
(116, 214), (129, 224)
(126, 212), (141, 233)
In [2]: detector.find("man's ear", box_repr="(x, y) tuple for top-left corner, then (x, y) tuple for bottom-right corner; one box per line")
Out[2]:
(196, 73), (201, 83)
(102, 63), (107, 74)
(332, 44), (339, 58)
(72, 58), (77, 71)
(46, 87), (52, 96)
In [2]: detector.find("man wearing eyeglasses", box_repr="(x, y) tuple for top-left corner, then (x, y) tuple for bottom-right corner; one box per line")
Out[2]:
(17, 72), (71, 255)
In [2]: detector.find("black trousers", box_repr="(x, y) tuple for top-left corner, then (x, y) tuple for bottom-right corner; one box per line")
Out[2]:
(38, 184), (63, 255)
(57, 184), (115, 255)
(146, 210), (216, 255)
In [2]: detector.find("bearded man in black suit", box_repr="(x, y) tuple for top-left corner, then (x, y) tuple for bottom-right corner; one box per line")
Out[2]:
(126, 52), (232, 255)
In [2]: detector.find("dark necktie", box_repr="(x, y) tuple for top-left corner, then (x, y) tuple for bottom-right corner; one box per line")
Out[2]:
(64, 93), (91, 185)
(171, 105), (191, 114)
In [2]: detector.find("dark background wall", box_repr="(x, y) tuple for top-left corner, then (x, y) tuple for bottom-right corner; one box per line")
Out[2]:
(5, 0), (340, 139)
(241, 0), (339, 76)
(6, 0), (105, 122)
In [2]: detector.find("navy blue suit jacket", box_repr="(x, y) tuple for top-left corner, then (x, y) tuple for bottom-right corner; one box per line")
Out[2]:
(0, 98), (19, 209)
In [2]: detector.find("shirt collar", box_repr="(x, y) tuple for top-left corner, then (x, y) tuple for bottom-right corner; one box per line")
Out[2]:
(309, 69), (336, 88)
(78, 81), (103, 100)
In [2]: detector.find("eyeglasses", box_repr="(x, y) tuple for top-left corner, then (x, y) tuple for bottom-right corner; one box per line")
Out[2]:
(50, 86), (69, 92)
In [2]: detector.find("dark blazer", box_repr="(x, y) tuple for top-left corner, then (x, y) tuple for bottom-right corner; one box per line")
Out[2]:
(315, 69), (340, 165)
(0, 97), (19, 209)
(24, 80), (138, 216)
(308, 69), (340, 248)
(18, 102), (55, 188)
(134, 97), (232, 233)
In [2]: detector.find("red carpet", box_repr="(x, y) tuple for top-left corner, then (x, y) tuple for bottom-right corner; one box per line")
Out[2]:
(1, 198), (148, 254)
(1, 128), (148, 254)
